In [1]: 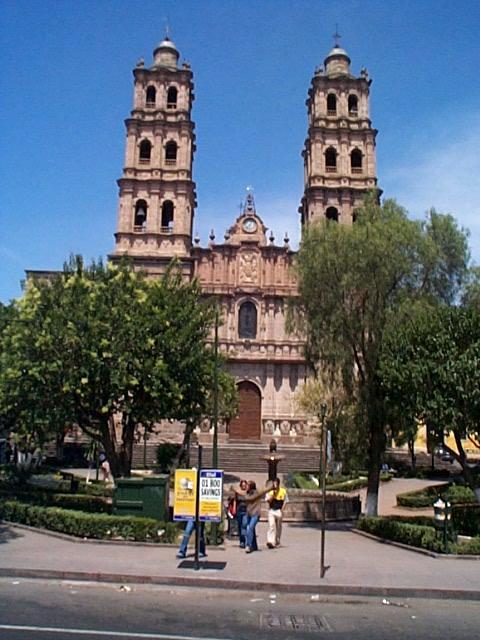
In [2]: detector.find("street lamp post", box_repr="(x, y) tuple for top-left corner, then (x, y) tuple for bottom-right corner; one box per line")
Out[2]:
(211, 306), (220, 545)
(212, 306), (219, 469)
(433, 497), (452, 553)
(319, 402), (329, 578)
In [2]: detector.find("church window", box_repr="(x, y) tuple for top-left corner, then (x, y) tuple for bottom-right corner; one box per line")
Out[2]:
(327, 93), (337, 115)
(165, 141), (177, 163)
(239, 301), (257, 339)
(348, 94), (358, 115)
(134, 200), (148, 231)
(325, 206), (339, 222)
(351, 149), (363, 173)
(146, 85), (156, 106)
(167, 86), (178, 108)
(161, 200), (174, 231)
(325, 147), (337, 172)
(139, 139), (152, 162)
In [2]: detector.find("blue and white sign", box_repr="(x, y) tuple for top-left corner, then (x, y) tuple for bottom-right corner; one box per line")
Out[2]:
(199, 469), (224, 522)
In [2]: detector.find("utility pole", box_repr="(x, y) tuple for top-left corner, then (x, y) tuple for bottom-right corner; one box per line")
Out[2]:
(211, 305), (220, 545)
(319, 403), (329, 578)
(212, 305), (219, 469)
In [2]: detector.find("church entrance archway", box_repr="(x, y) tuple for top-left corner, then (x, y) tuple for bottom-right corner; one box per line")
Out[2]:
(229, 381), (261, 440)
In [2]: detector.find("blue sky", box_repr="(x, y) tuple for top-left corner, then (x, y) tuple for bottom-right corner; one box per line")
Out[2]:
(1, 0), (479, 302)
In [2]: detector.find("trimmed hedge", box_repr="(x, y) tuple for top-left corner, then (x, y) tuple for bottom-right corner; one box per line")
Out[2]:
(358, 515), (480, 555)
(288, 472), (391, 492)
(365, 507), (479, 537)
(0, 485), (111, 514)
(452, 503), (480, 537)
(358, 516), (444, 552)
(43, 493), (111, 513)
(396, 483), (476, 508)
(0, 499), (180, 543)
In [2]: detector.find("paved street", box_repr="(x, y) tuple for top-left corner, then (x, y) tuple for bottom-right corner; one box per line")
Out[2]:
(0, 579), (479, 640)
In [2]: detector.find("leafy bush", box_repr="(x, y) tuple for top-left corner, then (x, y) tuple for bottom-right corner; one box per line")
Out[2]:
(358, 515), (480, 555)
(0, 487), (111, 513)
(0, 499), (180, 543)
(156, 443), (181, 473)
(79, 481), (114, 498)
(358, 516), (444, 552)
(446, 485), (476, 504)
(396, 483), (476, 508)
(451, 537), (480, 555)
(287, 471), (391, 492)
(45, 493), (111, 513)
(452, 503), (480, 537)
(385, 514), (436, 527)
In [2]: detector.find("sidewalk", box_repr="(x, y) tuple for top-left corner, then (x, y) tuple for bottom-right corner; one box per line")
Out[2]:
(1, 520), (479, 600)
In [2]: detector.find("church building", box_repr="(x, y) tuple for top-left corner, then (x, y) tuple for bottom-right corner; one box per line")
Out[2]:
(110, 36), (379, 446)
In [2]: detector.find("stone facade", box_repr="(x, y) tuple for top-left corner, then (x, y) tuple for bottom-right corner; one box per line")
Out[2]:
(110, 38), (378, 446)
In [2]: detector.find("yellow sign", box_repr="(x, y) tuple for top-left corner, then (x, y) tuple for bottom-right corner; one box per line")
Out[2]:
(173, 469), (197, 521)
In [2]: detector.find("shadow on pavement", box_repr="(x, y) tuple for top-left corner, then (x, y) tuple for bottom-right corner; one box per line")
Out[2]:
(177, 559), (227, 571)
(0, 522), (22, 544)
(287, 521), (356, 532)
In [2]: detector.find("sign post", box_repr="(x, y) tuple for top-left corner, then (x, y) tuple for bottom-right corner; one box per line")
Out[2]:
(173, 448), (224, 570)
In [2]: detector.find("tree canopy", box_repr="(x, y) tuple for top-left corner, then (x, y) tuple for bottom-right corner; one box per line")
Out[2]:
(0, 257), (231, 477)
(290, 195), (472, 514)
(380, 305), (480, 500)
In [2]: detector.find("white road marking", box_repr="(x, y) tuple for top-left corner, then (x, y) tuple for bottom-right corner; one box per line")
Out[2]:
(0, 625), (238, 640)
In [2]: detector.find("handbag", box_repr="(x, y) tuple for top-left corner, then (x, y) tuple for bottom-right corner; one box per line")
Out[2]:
(227, 497), (237, 518)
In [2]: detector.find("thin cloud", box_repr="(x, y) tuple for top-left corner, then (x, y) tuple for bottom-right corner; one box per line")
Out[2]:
(0, 246), (24, 265)
(382, 112), (480, 263)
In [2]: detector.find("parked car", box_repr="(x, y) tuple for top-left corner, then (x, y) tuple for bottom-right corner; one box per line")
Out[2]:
(434, 446), (454, 463)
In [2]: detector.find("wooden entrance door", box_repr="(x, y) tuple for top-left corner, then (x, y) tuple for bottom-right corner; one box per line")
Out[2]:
(229, 381), (261, 440)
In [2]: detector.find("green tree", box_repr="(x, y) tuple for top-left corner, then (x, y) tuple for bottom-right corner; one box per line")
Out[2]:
(462, 266), (480, 310)
(0, 257), (225, 477)
(290, 195), (471, 514)
(381, 305), (480, 500)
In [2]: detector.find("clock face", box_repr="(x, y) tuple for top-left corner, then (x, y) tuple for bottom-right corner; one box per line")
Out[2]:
(243, 217), (257, 233)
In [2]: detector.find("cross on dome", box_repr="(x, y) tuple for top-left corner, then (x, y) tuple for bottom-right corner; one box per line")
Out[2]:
(333, 24), (341, 47)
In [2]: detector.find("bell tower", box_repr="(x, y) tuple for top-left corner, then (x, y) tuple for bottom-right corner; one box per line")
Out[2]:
(112, 37), (196, 264)
(299, 39), (379, 227)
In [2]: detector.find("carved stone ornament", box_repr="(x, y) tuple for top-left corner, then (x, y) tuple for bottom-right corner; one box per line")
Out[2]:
(264, 420), (275, 435)
(239, 251), (259, 284)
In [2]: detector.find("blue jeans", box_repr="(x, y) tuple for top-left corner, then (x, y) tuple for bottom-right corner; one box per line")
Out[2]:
(237, 509), (248, 547)
(246, 513), (259, 550)
(178, 520), (206, 557)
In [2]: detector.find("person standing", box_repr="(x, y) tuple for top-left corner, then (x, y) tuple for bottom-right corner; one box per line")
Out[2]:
(244, 480), (270, 553)
(176, 520), (206, 559)
(231, 479), (248, 548)
(266, 477), (288, 549)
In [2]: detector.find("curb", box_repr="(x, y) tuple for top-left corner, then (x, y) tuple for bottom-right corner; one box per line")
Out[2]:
(1, 567), (479, 601)
(352, 528), (480, 560)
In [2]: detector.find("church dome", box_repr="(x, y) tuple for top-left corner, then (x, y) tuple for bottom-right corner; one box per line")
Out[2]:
(152, 37), (179, 70)
(324, 44), (351, 77)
